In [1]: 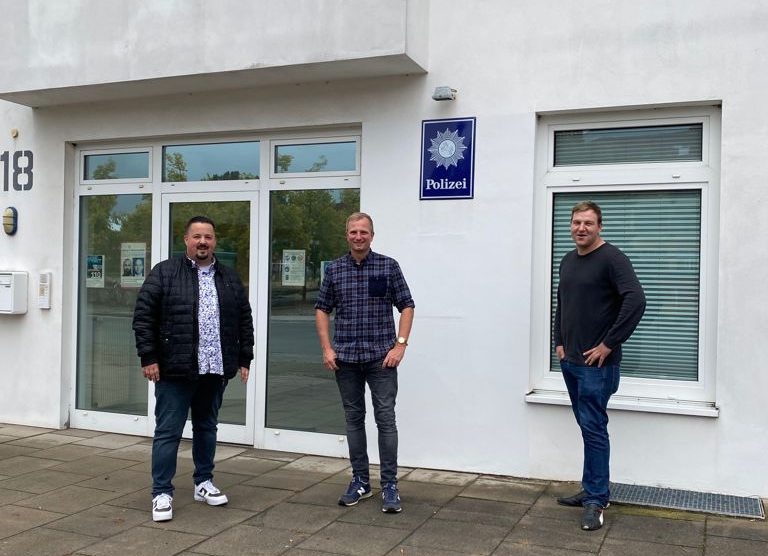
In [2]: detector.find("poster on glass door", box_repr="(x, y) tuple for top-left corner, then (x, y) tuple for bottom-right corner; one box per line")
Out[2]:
(121, 242), (146, 288)
(282, 249), (306, 286)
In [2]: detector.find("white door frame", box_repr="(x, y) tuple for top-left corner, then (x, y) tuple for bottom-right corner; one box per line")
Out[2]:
(160, 191), (259, 445)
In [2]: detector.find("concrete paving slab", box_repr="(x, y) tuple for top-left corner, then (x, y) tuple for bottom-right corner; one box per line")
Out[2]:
(0, 504), (66, 539)
(337, 499), (438, 531)
(29, 443), (107, 462)
(505, 514), (606, 553)
(0, 424), (54, 437)
(48, 428), (106, 439)
(214, 455), (286, 476)
(0, 469), (92, 494)
(0, 455), (59, 476)
(0, 525), (98, 556)
(607, 512), (705, 547)
(704, 535), (768, 556)
(105, 486), (196, 513)
(50, 455), (142, 476)
(386, 547), (478, 556)
(707, 516), (768, 542)
(74, 525), (207, 556)
(460, 476), (547, 504)
(0, 488), (33, 506)
(505, 512), (608, 552)
(238, 447), (305, 462)
(145, 501), (253, 535)
(76, 468), (150, 494)
(192, 524), (308, 555)
(2, 425), (768, 556)
(403, 518), (510, 555)
(45, 504), (149, 538)
(395, 480), (463, 506)
(492, 541), (594, 555)
(244, 501), (348, 533)
(105, 442), (153, 461)
(178, 443), (246, 461)
(434, 496), (527, 528)
(288, 481), (350, 506)
(14, 484), (122, 514)
(297, 521), (409, 556)
(7, 432), (81, 449)
(224, 483), (296, 512)
(283, 455), (351, 474)
(73, 433), (145, 450)
(0, 443), (39, 460)
(244, 468), (330, 491)
(598, 538), (703, 556)
(406, 468), (479, 486)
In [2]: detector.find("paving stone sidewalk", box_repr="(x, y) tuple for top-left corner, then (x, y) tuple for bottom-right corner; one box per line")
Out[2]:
(0, 423), (766, 555)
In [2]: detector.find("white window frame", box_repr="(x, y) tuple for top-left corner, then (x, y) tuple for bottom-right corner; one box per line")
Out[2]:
(79, 147), (153, 186)
(269, 136), (361, 179)
(527, 106), (721, 416)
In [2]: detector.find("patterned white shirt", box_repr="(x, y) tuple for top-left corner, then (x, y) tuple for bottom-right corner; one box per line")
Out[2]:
(192, 258), (224, 375)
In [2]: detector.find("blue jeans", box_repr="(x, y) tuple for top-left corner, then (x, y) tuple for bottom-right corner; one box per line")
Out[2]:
(335, 358), (398, 487)
(560, 359), (620, 508)
(151, 375), (227, 497)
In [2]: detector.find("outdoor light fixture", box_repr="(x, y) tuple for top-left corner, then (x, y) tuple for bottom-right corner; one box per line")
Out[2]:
(432, 86), (457, 101)
(3, 207), (18, 235)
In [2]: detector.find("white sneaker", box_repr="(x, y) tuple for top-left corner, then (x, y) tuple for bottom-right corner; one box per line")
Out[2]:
(194, 480), (228, 506)
(152, 493), (173, 522)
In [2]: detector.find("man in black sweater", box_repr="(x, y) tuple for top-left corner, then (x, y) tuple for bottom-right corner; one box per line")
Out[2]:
(553, 201), (645, 532)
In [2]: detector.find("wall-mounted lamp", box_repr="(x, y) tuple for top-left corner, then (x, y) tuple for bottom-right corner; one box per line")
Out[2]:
(3, 207), (18, 235)
(432, 86), (457, 101)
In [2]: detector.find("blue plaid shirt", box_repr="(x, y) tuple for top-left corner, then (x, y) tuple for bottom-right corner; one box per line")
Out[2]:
(315, 250), (415, 363)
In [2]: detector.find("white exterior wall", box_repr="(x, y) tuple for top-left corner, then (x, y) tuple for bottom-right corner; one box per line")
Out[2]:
(0, 0), (767, 496)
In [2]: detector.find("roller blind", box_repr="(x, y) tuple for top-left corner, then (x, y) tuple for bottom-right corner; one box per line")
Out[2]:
(554, 124), (703, 166)
(550, 190), (701, 381)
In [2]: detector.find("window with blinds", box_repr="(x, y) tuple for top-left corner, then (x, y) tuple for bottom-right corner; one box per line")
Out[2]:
(554, 124), (703, 166)
(550, 190), (701, 381)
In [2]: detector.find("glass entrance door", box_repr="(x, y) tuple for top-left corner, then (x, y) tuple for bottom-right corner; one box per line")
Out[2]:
(161, 192), (258, 444)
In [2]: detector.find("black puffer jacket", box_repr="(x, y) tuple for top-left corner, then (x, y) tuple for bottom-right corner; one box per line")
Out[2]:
(132, 255), (254, 380)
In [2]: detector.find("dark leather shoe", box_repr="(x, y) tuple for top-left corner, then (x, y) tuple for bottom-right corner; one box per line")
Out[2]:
(557, 490), (587, 506)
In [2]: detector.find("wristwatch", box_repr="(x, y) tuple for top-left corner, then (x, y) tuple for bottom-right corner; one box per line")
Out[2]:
(396, 336), (408, 346)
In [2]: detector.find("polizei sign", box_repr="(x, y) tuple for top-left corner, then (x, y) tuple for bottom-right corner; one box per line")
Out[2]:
(420, 117), (475, 200)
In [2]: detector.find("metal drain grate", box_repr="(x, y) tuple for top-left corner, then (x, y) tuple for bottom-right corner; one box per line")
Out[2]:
(611, 483), (765, 519)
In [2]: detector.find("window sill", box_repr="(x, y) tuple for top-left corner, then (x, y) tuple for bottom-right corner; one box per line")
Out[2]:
(525, 389), (719, 417)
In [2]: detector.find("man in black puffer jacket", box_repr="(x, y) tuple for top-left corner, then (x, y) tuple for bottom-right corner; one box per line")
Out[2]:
(133, 215), (253, 522)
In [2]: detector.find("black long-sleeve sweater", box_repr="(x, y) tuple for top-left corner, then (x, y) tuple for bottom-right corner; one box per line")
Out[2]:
(553, 242), (646, 367)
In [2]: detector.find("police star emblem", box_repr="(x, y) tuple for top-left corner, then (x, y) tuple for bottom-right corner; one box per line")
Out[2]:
(428, 128), (468, 169)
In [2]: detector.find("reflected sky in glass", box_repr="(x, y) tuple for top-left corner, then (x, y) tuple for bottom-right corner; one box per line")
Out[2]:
(163, 141), (260, 181)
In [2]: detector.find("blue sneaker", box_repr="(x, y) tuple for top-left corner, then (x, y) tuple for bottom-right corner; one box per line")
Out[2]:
(338, 476), (372, 506)
(381, 482), (402, 513)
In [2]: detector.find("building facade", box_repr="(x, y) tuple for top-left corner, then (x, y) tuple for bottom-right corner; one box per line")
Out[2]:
(1, 0), (766, 497)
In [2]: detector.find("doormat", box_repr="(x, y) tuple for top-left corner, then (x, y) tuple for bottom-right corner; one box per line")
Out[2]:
(611, 483), (765, 519)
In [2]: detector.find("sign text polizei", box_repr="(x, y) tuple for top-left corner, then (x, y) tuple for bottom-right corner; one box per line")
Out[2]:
(420, 117), (475, 200)
(1, 149), (34, 191)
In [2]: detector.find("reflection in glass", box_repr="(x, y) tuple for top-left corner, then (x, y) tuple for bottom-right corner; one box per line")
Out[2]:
(169, 201), (251, 425)
(77, 194), (152, 414)
(266, 188), (360, 434)
(83, 152), (150, 180)
(163, 142), (260, 182)
(274, 142), (357, 173)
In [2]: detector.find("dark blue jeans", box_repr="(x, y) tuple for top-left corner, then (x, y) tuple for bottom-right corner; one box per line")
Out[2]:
(151, 374), (227, 497)
(560, 359), (620, 508)
(335, 358), (398, 487)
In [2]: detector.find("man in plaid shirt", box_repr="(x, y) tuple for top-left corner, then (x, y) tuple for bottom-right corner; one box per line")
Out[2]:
(315, 212), (415, 513)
